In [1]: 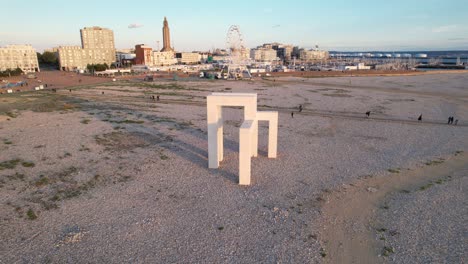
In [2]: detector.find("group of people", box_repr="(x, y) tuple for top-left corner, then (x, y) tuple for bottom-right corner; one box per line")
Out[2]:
(151, 95), (160, 101)
(290, 105), (461, 126)
(448, 116), (458, 125)
(291, 104), (303, 118)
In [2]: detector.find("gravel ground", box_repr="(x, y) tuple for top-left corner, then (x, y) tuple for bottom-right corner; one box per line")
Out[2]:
(0, 73), (467, 263)
(377, 168), (467, 263)
(1, 71), (111, 92)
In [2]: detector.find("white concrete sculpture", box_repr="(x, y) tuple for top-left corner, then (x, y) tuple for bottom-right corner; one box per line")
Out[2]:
(207, 93), (278, 185)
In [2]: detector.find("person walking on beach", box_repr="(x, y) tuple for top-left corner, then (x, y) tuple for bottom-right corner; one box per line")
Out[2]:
(418, 114), (422, 121)
(366, 111), (371, 117)
(454, 119), (458, 125)
(299, 105), (303, 112)
(448, 116), (452, 124)
(157, 95), (160, 101)
(291, 112), (294, 118)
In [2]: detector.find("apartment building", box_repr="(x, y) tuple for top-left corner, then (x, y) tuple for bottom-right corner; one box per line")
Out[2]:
(58, 26), (116, 71)
(0, 44), (40, 73)
(250, 48), (277, 62)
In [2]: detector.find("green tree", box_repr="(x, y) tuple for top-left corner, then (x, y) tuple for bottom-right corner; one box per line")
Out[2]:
(41, 51), (58, 64)
(0, 67), (23, 77)
(86, 63), (108, 72)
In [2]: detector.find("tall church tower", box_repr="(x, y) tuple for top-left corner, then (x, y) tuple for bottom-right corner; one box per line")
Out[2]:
(161, 17), (174, 52)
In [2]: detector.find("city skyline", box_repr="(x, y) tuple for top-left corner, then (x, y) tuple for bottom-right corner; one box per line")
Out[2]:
(2, 0), (468, 52)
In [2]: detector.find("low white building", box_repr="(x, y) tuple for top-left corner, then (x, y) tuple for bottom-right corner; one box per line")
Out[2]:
(249, 68), (266, 73)
(152, 51), (177, 66)
(338, 63), (371, 71)
(0, 44), (40, 73)
(176, 52), (201, 64)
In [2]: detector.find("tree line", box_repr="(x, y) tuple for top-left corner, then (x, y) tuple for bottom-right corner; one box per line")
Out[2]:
(0, 68), (23, 77)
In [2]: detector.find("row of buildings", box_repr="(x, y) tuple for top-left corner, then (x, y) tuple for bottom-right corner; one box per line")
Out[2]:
(249, 43), (329, 62)
(1, 17), (330, 73)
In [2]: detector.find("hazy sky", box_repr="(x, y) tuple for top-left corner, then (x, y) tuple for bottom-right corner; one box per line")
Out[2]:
(2, 0), (467, 52)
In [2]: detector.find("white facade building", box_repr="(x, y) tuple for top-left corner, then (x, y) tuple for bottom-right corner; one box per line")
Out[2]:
(176, 52), (201, 64)
(58, 26), (116, 71)
(0, 45), (40, 73)
(299, 49), (329, 61)
(152, 51), (177, 66)
(250, 48), (277, 62)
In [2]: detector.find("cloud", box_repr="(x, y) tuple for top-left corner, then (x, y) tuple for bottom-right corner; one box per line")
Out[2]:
(128, 23), (144, 29)
(432, 24), (458, 33)
(272, 24), (280, 28)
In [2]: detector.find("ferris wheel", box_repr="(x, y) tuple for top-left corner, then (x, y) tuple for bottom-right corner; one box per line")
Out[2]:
(226, 25), (244, 64)
(225, 25), (251, 79)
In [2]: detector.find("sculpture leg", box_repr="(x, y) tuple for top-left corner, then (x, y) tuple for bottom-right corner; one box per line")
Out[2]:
(217, 106), (223, 162)
(207, 102), (219, 168)
(268, 113), (278, 158)
(239, 123), (252, 185)
(252, 119), (258, 157)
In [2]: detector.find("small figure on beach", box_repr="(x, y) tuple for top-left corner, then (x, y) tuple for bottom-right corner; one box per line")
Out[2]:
(69, 89), (72, 92)
(52, 88), (56, 92)
(454, 119), (458, 125)
(101, 91), (104, 95)
(299, 105), (303, 112)
(418, 114), (422, 121)
(157, 95), (160, 101)
(448, 116), (452, 124)
(291, 112), (294, 118)
(366, 111), (371, 117)
(151, 95), (155, 101)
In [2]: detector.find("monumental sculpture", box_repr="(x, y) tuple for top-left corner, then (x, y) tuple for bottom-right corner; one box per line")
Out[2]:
(207, 93), (278, 185)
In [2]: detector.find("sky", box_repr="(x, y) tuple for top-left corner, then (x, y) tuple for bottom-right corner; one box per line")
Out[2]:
(1, 0), (468, 52)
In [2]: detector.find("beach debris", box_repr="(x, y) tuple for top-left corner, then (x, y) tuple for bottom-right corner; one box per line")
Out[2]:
(382, 246), (395, 257)
(55, 226), (88, 247)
